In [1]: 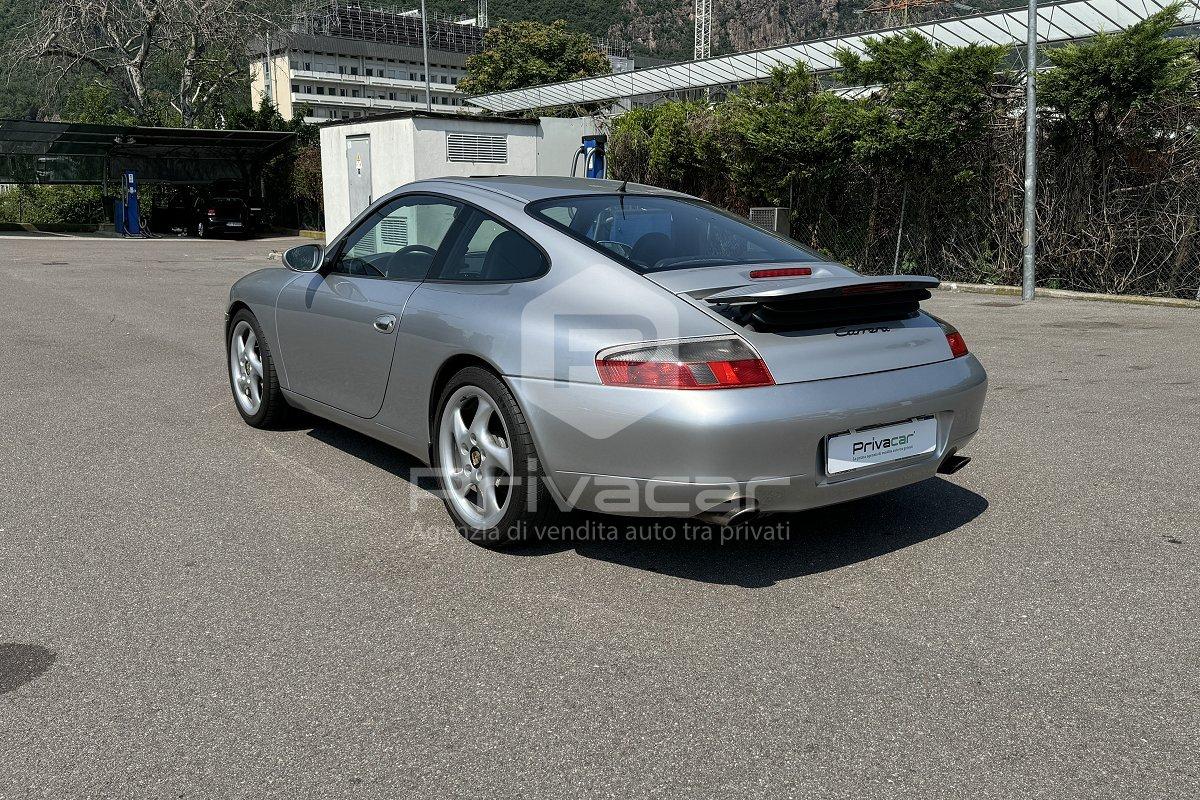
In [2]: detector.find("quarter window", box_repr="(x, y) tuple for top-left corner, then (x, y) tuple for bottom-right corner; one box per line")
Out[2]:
(435, 210), (546, 282)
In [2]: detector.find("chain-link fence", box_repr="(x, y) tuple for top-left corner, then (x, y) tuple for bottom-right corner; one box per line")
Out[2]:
(788, 116), (1200, 300)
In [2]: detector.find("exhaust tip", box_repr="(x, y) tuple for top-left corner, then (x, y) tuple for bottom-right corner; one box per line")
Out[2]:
(938, 453), (971, 475)
(696, 499), (760, 527)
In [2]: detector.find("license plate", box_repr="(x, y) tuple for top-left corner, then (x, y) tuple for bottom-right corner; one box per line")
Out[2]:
(826, 417), (937, 475)
(226, 222), (243, 227)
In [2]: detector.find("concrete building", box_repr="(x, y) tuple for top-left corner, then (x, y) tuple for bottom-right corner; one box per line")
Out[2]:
(318, 111), (598, 237)
(251, 1), (486, 124)
(252, 1), (638, 124)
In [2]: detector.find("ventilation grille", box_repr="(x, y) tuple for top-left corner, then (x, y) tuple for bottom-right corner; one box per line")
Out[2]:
(446, 132), (507, 163)
(380, 216), (408, 248)
(348, 232), (377, 259)
(749, 207), (790, 237)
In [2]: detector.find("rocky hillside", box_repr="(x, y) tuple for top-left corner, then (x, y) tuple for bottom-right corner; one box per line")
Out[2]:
(463, 0), (1010, 62)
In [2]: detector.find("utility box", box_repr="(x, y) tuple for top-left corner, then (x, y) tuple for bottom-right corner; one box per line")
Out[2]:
(749, 206), (791, 239)
(319, 111), (598, 238)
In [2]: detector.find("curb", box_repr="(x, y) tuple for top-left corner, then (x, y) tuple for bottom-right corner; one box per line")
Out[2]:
(298, 229), (325, 240)
(938, 281), (1200, 309)
(0, 222), (101, 234)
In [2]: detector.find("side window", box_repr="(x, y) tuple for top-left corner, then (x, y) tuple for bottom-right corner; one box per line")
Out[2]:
(336, 196), (462, 280)
(436, 210), (547, 282)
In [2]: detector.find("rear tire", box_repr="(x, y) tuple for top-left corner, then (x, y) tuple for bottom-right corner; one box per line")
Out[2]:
(432, 366), (560, 548)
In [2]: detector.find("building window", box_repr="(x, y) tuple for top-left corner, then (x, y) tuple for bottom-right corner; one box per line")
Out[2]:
(291, 84), (299, 93)
(447, 132), (508, 164)
(338, 65), (345, 74)
(366, 68), (373, 77)
(339, 89), (346, 96)
(304, 62), (311, 70)
(350, 66), (358, 76)
(316, 86), (325, 95)
(351, 89), (360, 98)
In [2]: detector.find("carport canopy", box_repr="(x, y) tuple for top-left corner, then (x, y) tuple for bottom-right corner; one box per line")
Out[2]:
(0, 120), (295, 185)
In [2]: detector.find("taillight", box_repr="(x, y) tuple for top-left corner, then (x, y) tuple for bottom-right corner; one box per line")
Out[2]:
(929, 315), (969, 358)
(946, 331), (969, 358)
(596, 338), (774, 389)
(750, 267), (812, 279)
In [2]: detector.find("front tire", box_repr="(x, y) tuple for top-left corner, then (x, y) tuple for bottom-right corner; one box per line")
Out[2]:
(227, 309), (289, 428)
(432, 367), (559, 547)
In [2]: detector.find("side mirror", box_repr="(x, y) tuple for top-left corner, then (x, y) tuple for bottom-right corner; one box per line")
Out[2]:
(282, 243), (324, 273)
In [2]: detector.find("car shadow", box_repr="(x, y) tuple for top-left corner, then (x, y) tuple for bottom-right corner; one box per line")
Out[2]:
(533, 479), (989, 587)
(0, 643), (56, 695)
(304, 421), (988, 588)
(305, 423), (439, 491)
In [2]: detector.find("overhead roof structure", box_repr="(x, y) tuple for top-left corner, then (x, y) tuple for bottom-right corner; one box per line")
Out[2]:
(467, 0), (1200, 113)
(0, 120), (296, 185)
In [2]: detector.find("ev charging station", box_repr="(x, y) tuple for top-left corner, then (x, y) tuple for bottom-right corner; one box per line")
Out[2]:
(113, 171), (142, 236)
(581, 135), (607, 179)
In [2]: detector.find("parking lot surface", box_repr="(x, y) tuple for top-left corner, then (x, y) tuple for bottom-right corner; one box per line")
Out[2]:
(1, 235), (1197, 799)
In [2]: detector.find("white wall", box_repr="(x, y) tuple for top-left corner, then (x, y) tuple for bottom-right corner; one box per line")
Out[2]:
(536, 117), (599, 177)
(319, 115), (600, 239)
(410, 116), (538, 181)
(320, 117), (418, 238)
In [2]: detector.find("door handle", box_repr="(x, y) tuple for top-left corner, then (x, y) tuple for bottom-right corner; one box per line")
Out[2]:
(373, 314), (397, 334)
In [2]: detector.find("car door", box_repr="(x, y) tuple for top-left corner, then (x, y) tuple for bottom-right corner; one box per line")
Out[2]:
(373, 205), (550, 438)
(275, 194), (464, 418)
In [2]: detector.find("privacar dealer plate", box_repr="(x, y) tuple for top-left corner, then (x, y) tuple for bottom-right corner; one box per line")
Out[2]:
(826, 417), (937, 475)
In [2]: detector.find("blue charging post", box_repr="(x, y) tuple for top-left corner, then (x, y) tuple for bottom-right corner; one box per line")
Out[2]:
(121, 171), (141, 236)
(582, 135), (608, 179)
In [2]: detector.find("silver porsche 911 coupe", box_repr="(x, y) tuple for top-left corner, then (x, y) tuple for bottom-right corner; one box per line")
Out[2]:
(226, 176), (986, 545)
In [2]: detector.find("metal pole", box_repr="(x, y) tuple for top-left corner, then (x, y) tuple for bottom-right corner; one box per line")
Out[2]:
(420, 0), (432, 112)
(892, 184), (908, 275)
(1022, 0), (1038, 301)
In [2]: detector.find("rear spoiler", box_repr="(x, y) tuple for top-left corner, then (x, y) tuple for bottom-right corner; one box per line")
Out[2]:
(703, 275), (940, 306)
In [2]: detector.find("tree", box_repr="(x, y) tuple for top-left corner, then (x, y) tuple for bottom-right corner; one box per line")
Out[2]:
(1040, 5), (1193, 152)
(458, 19), (610, 115)
(834, 32), (1011, 172)
(9, 0), (291, 126)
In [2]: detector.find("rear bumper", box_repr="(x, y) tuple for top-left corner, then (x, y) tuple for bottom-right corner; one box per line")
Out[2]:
(508, 355), (987, 517)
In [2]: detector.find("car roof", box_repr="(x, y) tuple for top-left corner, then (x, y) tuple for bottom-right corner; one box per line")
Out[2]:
(411, 175), (695, 203)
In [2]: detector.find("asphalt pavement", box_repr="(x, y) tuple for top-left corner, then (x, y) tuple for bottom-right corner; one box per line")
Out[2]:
(1, 235), (1197, 798)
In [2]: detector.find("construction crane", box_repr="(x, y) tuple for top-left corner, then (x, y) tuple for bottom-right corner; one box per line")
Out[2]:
(862, 0), (952, 25)
(694, 0), (712, 60)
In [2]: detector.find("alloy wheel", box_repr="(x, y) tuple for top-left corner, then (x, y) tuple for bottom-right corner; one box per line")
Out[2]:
(437, 385), (515, 530)
(229, 320), (264, 415)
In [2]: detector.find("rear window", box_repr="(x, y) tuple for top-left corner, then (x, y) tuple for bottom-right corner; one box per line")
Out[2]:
(211, 199), (244, 214)
(528, 194), (818, 272)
